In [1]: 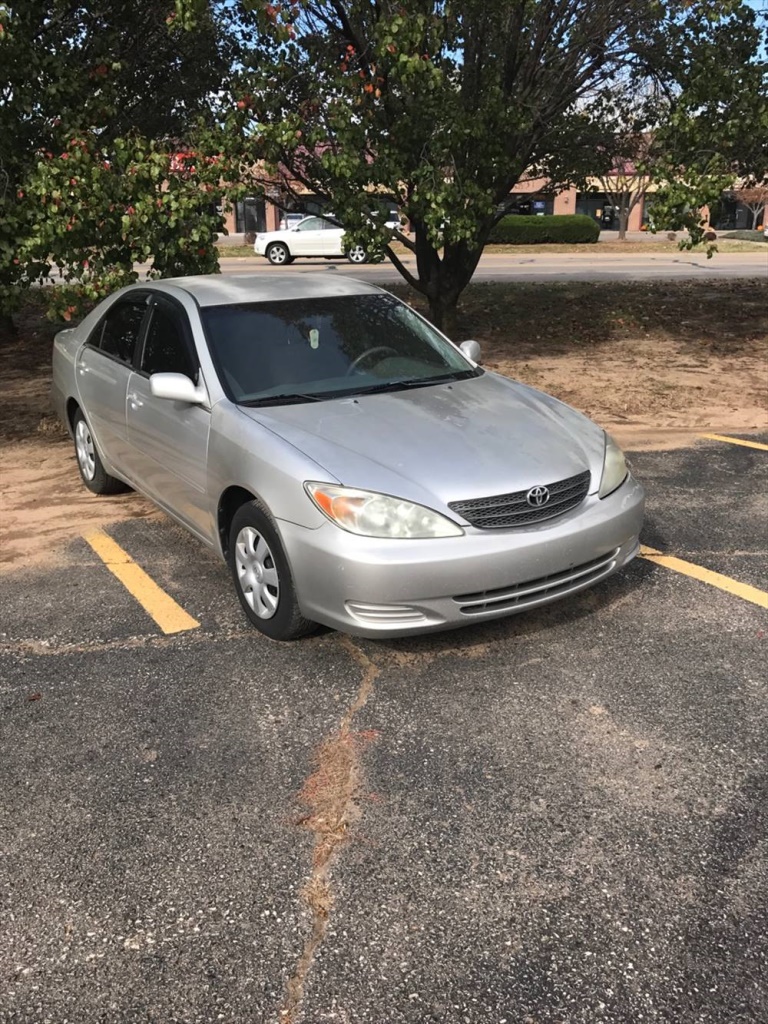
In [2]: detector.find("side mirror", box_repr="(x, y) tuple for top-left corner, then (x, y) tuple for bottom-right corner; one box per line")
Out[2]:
(459, 339), (482, 364)
(150, 372), (206, 405)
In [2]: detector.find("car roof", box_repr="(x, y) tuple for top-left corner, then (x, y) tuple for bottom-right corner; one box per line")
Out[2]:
(147, 273), (384, 308)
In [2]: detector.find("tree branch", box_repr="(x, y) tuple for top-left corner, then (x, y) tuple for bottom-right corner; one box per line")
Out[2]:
(384, 244), (423, 292)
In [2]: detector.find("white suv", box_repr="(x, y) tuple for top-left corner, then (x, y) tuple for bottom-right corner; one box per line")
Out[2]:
(254, 216), (371, 265)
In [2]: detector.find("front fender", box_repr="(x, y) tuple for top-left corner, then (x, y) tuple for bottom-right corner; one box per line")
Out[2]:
(207, 402), (336, 541)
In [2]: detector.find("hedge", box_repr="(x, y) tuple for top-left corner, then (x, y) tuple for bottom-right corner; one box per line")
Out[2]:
(488, 214), (600, 244)
(722, 229), (767, 242)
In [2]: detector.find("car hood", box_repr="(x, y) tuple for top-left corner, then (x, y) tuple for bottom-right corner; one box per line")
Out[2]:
(241, 372), (606, 514)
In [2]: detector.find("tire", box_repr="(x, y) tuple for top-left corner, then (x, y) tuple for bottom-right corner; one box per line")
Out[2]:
(228, 500), (316, 641)
(72, 409), (128, 495)
(346, 245), (368, 264)
(266, 242), (293, 266)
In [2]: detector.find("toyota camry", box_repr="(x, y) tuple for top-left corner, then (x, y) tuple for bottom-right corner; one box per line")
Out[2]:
(52, 274), (644, 640)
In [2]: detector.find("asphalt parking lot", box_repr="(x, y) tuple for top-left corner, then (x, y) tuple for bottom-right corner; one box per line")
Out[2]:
(1, 435), (766, 1024)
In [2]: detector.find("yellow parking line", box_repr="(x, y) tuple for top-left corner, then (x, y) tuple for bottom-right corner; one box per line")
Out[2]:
(83, 529), (200, 634)
(640, 545), (768, 609)
(700, 433), (768, 451)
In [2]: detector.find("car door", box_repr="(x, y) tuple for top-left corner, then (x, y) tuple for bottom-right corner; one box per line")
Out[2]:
(290, 217), (332, 256)
(124, 296), (213, 541)
(322, 219), (346, 255)
(75, 294), (150, 473)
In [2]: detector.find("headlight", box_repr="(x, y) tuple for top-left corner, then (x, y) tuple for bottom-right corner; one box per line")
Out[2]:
(599, 434), (628, 498)
(305, 483), (464, 538)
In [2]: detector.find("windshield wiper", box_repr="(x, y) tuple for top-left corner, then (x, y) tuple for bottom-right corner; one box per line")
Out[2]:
(239, 392), (326, 407)
(354, 370), (477, 396)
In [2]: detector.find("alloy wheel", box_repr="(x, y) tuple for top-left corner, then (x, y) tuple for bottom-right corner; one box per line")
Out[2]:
(267, 244), (288, 265)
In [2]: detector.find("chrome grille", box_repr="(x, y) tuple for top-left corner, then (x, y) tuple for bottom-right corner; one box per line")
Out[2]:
(448, 470), (591, 529)
(454, 548), (619, 616)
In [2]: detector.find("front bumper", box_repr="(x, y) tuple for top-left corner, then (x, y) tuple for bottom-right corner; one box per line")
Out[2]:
(279, 475), (645, 638)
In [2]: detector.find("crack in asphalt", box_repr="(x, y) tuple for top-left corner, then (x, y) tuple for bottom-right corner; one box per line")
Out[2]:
(278, 636), (380, 1024)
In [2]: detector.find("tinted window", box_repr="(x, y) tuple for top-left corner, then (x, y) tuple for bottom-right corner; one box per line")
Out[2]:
(201, 294), (477, 405)
(141, 304), (197, 380)
(98, 301), (146, 363)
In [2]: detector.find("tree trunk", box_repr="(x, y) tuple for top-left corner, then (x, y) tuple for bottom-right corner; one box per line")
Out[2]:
(409, 221), (484, 337)
(428, 292), (460, 337)
(617, 198), (629, 241)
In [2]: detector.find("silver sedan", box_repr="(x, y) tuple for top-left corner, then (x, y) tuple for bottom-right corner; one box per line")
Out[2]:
(52, 274), (644, 640)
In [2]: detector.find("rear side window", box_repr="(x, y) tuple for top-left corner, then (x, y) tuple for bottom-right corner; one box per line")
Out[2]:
(98, 301), (147, 364)
(141, 303), (198, 380)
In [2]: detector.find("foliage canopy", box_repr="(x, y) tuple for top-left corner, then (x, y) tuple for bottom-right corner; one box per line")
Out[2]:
(0, 1), (231, 321)
(217, 0), (767, 327)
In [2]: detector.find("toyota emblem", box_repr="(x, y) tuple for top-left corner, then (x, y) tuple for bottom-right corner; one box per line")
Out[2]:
(526, 485), (550, 507)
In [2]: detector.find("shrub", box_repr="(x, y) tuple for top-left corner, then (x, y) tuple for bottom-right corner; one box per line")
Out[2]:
(488, 214), (600, 245)
(721, 230), (767, 242)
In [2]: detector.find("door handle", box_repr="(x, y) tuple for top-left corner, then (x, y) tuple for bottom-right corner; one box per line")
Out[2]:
(128, 392), (144, 410)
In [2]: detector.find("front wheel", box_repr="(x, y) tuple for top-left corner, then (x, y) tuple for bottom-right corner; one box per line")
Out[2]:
(73, 409), (128, 495)
(266, 242), (294, 266)
(228, 501), (316, 641)
(346, 245), (369, 264)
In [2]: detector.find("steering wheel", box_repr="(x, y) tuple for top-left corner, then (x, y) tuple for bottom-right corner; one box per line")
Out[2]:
(346, 346), (399, 375)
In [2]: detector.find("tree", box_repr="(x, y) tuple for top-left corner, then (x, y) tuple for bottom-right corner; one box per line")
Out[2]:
(0, 0), (231, 326)
(20, 135), (227, 321)
(731, 185), (768, 229)
(218, 0), (765, 330)
(631, 0), (768, 248)
(578, 82), (662, 241)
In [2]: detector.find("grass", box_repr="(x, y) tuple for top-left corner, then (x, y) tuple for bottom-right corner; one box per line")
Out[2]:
(387, 278), (767, 354)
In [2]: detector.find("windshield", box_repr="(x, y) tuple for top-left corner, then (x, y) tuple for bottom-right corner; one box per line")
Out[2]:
(201, 293), (480, 405)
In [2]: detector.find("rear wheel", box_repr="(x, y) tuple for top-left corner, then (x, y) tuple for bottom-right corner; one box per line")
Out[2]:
(73, 409), (128, 495)
(228, 501), (316, 641)
(346, 245), (368, 264)
(266, 242), (294, 266)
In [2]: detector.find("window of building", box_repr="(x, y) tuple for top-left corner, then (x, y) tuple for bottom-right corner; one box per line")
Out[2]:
(234, 197), (267, 234)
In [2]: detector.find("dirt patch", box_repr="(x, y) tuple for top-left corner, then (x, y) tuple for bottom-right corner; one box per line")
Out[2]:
(1, 280), (765, 570)
(491, 336), (767, 450)
(0, 440), (158, 574)
(0, 298), (156, 573)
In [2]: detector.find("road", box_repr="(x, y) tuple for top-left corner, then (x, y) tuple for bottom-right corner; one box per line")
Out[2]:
(218, 249), (768, 284)
(1, 434), (767, 1023)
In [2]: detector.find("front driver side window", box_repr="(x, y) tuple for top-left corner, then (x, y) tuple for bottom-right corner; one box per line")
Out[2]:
(141, 303), (198, 381)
